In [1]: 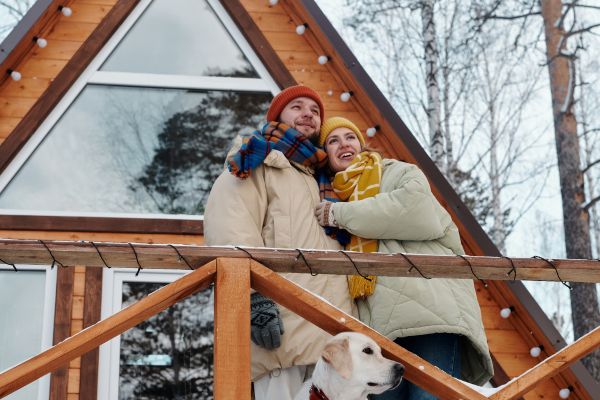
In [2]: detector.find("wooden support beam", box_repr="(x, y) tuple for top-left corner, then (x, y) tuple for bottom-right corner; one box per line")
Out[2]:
(1, 239), (600, 283)
(249, 261), (488, 400)
(214, 258), (251, 400)
(0, 261), (216, 398)
(490, 326), (600, 400)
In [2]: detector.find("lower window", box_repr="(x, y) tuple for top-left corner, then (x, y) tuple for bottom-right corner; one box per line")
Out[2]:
(99, 269), (214, 399)
(0, 266), (56, 400)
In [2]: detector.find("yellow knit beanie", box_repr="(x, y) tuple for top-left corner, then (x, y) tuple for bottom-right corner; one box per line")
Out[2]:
(319, 117), (365, 148)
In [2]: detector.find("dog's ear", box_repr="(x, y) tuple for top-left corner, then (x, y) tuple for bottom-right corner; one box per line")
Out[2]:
(321, 337), (353, 379)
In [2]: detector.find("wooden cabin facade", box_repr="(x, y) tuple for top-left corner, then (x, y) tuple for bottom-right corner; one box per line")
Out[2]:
(0, 0), (598, 398)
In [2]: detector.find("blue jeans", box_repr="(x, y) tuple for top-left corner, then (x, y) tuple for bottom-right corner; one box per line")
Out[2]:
(371, 333), (461, 400)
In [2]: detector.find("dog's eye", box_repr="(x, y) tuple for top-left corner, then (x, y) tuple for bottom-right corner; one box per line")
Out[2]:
(363, 347), (373, 355)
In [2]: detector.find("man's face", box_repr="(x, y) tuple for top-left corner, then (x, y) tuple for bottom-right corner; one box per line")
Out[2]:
(279, 97), (322, 139)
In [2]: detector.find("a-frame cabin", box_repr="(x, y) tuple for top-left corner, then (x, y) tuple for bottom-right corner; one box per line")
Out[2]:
(0, 0), (599, 399)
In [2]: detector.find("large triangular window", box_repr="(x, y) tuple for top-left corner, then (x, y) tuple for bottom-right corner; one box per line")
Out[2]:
(0, 0), (276, 216)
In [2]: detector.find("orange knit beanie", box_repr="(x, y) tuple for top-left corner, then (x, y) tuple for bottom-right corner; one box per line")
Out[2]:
(266, 85), (324, 122)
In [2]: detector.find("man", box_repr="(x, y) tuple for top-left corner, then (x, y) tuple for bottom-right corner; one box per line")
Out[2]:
(204, 85), (354, 400)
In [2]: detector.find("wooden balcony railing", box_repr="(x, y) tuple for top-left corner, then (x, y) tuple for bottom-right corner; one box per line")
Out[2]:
(0, 239), (599, 399)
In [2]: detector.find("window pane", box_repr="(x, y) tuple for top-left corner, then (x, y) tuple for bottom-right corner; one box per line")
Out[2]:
(0, 270), (46, 400)
(101, 0), (258, 77)
(119, 282), (214, 399)
(0, 85), (271, 215)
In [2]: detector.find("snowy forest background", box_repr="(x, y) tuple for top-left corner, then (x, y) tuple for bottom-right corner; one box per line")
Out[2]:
(2, 0), (600, 381)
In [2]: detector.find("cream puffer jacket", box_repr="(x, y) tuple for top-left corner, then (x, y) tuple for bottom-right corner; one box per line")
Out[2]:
(331, 159), (494, 385)
(204, 138), (355, 381)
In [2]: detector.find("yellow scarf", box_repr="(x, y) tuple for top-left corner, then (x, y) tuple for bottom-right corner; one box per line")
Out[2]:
(332, 151), (383, 299)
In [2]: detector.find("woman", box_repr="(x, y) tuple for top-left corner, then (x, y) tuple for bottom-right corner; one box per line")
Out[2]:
(315, 117), (493, 400)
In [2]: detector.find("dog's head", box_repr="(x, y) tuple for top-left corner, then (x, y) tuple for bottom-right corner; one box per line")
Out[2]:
(319, 332), (404, 397)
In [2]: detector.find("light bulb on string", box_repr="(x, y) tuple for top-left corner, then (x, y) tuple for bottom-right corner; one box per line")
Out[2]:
(296, 23), (308, 35)
(8, 69), (21, 81)
(318, 55), (330, 65)
(366, 125), (380, 138)
(34, 37), (47, 48)
(559, 387), (572, 399)
(500, 306), (514, 319)
(59, 6), (72, 17)
(340, 91), (353, 102)
(269, 0), (278, 6)
(529, 346), (542, 357)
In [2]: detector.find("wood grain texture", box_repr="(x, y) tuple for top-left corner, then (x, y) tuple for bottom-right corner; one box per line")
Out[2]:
(0, 240), (599, 282)
(49, 267), (74, 400)
(79, 267), (102, 400)
(491, 326), (600, 400)
(214, 258), (251, 400)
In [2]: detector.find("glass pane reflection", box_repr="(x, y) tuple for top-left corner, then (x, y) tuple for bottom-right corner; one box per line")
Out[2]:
(0, 270), (46, 400)
(119, 282), (214, 399)
(101, 0), (258, 77)
(0, 85), (271, 215)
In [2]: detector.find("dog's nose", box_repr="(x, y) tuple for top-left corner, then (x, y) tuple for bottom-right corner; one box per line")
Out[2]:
(394, 363), (405, 377)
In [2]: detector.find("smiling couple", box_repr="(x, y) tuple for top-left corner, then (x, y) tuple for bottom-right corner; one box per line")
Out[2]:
(204, 85), (493, 400)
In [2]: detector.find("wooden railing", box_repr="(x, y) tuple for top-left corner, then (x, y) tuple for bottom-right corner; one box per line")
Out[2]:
(0, 240), (600, 399)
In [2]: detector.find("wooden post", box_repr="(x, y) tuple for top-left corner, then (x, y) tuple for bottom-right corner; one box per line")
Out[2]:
(0, 261), (216, 398)
(214, 258), (251, 400)
(249, 260), (488, 400)
(490, 325), (600, 400)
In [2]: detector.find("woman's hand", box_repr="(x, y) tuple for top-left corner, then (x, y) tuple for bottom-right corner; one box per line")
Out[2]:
(315, 201), (338, 227)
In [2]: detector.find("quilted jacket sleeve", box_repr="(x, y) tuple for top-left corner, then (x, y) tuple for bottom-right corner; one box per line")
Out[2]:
(331, 162), (447, 241)
(204, 165), (267, 247)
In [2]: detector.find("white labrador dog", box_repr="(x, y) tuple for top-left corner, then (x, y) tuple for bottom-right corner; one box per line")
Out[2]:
(294, 332), (404, 400)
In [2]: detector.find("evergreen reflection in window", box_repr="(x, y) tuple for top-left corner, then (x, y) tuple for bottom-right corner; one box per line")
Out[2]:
(0, 86), (271, 215)
(119, 282), (214, 399)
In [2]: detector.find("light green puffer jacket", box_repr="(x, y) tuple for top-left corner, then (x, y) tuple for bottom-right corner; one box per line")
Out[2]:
(331, 159), (493, 385)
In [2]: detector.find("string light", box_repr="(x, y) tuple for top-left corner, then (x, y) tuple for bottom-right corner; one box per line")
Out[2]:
(318, 55), (330, 65)
(296, 23), (308, 35)
(34, 36), (47, 48)
(366, 125), (380, 138)
(500, 306), (514, 319)
(268, 0), (278, 6)
(529, 345), (543, 357)
(59, 5), (72, 17)
(559, 386), (573, 399)
(340, 91), (353, 102)
(7, 69), (21, 81)
(327, 89), (333, 96)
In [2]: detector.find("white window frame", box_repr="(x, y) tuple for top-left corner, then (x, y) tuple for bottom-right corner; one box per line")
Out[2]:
(0, 265), (57, 400)
(97, 267), (195, 400)
(0, 0), (280, 219)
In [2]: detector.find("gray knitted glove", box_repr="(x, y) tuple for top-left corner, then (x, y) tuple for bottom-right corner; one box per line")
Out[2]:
(250, 292), (284, 349)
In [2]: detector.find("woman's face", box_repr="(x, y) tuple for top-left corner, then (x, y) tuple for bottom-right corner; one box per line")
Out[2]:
(325, 127), (363, 172)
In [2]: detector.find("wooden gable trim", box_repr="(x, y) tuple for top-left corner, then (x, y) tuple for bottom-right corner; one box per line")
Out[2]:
(0, 0), (139, 174)
(0, 0), (64, 78)
(221, 0), (295, 89)
(0, 215), (203, 234)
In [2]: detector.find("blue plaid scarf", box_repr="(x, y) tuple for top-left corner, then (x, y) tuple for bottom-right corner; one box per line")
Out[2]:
(316, 168), (351, 247)
(227, 122), (327, 179)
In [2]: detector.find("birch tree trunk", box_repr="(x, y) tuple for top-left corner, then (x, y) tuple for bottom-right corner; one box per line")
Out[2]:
(541, 0), (600, 378)
(421, 0), (444, 171)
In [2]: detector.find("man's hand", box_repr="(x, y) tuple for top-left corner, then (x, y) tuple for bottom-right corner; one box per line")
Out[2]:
(315, 201), (338, 227)
(250, 293), (284, 349)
